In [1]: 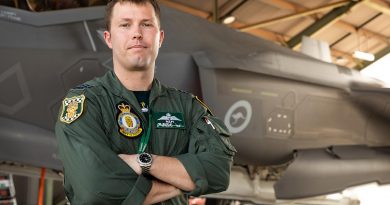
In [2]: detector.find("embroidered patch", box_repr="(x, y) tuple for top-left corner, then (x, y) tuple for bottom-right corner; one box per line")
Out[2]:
(117, 102), (143, 138)
(155, 112), (185, 129)
(60, 95), (85, 124)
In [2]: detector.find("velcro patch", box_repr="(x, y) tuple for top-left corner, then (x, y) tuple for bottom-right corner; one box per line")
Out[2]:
(155, 112), (185, 129)
(60, 95), (85, 124)
(117, 102), (143, 138)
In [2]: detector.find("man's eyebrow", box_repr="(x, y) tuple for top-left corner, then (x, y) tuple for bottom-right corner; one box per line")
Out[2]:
(119, 18), (153, 22)
(119, 18), (132, 21)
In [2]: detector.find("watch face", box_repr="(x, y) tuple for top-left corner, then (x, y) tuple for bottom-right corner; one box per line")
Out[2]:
(139, 153), (152, 163)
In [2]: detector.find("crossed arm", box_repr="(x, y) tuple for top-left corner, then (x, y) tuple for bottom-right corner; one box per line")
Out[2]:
(118, 154), (196, 205)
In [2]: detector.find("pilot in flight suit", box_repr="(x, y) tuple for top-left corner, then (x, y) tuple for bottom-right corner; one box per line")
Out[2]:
(55, 70), (237, 204)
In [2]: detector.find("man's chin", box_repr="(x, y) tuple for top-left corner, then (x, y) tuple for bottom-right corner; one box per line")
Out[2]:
(122, 56), (153, 71)
(131, 66), (148, 71)
(127, 61), (151, 71)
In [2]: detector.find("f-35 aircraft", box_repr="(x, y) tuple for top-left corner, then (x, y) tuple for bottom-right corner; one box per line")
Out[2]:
(0, 2), (389, 205)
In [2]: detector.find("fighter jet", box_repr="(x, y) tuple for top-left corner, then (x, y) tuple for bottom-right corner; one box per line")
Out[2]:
(0, 2), (389, 205)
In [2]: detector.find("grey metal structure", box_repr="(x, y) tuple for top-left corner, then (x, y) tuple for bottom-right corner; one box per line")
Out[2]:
(0, 4), (389, 204)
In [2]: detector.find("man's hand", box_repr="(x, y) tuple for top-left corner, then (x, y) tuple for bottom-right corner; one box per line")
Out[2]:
(118, 154), (184, 204)
(118, 154), (142, 175)
(149, 155), (196, 191)
(143, 180), (181, 205)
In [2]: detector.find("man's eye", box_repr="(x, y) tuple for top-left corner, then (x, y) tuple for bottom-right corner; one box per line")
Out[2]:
(120, 24), (130, 27)
(142, 23), (152, 27)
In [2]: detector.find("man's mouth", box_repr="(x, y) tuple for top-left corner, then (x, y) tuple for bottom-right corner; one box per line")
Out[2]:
(129, 45), (147, 49)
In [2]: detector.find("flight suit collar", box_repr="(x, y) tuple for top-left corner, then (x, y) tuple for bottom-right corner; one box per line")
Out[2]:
(97, 70), (167, 123)
(98, 70), (167, 99)
(97, 71), (167, 125)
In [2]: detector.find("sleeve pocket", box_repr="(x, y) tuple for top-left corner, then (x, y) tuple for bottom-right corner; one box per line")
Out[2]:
(203, 116), (237, 156)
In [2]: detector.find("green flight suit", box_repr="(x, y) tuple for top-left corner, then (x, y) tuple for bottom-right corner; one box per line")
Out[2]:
(55, 70), (236, 205)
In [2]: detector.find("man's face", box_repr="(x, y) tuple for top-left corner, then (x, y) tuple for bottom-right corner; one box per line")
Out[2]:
(104, 2), (164, 71)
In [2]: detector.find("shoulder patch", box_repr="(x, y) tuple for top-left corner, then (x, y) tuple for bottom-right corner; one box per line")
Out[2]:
(195, 96), (214, 116)
(60, 95), (86, 124)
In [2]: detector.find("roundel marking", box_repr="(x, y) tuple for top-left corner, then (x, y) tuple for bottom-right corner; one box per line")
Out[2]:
(224, 100), (252, 134)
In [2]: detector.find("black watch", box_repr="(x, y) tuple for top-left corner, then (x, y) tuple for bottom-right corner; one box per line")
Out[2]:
(137, 152), (153, 175)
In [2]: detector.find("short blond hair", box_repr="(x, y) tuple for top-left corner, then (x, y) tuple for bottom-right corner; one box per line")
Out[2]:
(105, 0), (161, 30)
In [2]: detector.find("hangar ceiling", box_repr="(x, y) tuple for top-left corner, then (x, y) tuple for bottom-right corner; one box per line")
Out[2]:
(159, 0), (390, 71)
(3, 0), (390, 70)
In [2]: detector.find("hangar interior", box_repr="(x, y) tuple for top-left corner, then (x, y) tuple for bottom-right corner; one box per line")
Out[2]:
(4, 0), (390, 70)
(158, 0), (390, 70)
(1, 0), (390, 205)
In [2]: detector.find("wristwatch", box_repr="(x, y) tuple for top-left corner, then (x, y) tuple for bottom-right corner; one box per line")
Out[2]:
(137, 152), (153, 175)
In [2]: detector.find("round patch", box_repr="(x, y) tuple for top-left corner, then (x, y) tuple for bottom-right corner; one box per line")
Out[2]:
(117, 103), (142, 138)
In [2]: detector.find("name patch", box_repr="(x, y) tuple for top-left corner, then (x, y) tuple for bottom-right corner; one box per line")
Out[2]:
(155, 112), (185, 129)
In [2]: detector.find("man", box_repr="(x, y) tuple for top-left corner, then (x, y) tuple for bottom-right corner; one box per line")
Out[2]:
(55, 0), (236, 204)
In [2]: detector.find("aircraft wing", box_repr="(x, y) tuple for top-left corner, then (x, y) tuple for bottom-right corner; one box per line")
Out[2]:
(274, 145), (390, 198)
(0, 117), (62, 170)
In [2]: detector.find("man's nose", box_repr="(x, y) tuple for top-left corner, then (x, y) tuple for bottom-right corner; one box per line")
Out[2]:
(132, 29), (143, 40)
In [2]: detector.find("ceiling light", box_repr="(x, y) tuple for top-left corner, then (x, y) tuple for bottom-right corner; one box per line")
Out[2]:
(222, 16), (236, 24)
(353, 50), (375, 61)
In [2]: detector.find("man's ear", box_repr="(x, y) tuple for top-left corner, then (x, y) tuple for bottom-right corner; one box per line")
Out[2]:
(159, 30), (164, 48)
(104, 31), (112, 49)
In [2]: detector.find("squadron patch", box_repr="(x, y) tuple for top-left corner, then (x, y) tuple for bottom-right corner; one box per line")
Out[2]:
(117, 102), (143, 138)
(60, 95), (85, 124)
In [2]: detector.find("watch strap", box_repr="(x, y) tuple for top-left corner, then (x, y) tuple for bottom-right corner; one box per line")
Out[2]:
(141, 165), (151, 175)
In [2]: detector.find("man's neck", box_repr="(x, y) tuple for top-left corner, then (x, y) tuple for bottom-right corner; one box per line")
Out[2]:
(114, 67), (154, 91)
